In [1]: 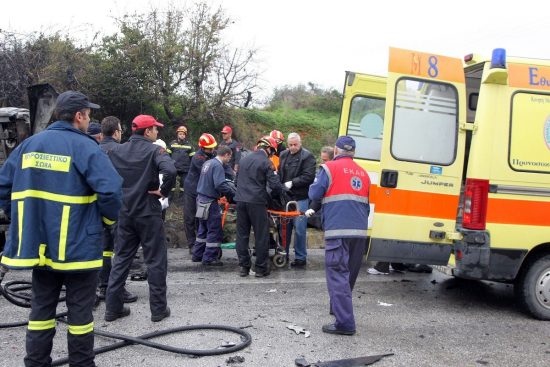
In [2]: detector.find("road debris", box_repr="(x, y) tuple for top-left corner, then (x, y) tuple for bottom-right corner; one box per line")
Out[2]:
(377, 301), (393, 307)
(295, 353), (394, 366)
(287, 324), (311, 338)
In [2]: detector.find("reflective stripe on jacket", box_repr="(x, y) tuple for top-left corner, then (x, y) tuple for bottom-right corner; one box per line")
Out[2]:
(0, 121), (123, 271)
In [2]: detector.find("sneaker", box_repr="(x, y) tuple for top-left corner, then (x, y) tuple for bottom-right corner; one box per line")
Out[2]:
(104, 306), (131, 322)
(151, 307), (171, 322)
(123, 289), (138, 303)
(367, 268), (389, 275)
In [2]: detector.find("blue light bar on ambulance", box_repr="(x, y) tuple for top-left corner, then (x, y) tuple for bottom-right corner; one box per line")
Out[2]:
(490, 48), (506, 69)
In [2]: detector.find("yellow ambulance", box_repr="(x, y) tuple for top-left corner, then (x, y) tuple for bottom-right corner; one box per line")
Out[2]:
(339, 47), (550, 320)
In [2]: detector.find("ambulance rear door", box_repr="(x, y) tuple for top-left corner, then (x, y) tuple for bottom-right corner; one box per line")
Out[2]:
(368, 48), (467, 265)
(338, 72), (386, 230)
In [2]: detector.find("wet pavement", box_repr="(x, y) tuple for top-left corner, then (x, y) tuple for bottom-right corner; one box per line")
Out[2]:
(1, 248), (549, 366)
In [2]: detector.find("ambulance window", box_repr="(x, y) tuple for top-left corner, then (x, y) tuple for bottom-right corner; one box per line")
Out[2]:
(391, 79), (458, 165)
(509, 92), (550, 173)
(346, 96), (385, 160)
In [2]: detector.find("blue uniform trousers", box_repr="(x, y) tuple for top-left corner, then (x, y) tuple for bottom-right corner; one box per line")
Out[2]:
(192, 200), (222, 263)
(325, 237), (367, 331)
(24, 269), (98, 367)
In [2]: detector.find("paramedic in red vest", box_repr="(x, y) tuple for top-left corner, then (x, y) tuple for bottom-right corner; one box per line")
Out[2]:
(308, 135), (370, 336)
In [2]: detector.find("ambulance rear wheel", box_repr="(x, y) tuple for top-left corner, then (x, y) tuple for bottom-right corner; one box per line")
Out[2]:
(515, 254), (550, 320)
(273, 253), (287, 268)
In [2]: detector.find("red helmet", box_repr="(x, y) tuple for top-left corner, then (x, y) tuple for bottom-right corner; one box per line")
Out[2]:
(176, 125), (187, 134)
(198, 133), (217, 148)
(257, 136), (278, 151)
(270, 130), (284, 142)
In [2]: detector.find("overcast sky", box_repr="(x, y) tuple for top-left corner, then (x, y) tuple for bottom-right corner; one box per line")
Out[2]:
(3, 0), (550, 97)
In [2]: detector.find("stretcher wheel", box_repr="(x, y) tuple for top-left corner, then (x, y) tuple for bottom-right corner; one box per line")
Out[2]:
(273, 253), (287, 268)
(218, 249), (223, 260)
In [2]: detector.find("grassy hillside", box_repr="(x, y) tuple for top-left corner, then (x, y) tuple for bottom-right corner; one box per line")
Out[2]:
(231, 85), (342, 158)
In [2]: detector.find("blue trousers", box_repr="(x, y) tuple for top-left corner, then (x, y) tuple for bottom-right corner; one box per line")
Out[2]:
(284, 198), (308, 260)
(192, 200), (222, 263)
(325, 237), (367, 331)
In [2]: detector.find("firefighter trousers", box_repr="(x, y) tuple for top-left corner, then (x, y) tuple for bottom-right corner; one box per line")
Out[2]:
(24, 269), (98, 367)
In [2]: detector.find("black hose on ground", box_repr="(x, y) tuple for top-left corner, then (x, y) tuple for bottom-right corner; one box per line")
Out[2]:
(0, 276), (252, 365)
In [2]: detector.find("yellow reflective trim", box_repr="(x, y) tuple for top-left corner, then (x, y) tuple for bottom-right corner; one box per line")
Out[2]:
(68, 322), (94, 335)
(17, 201), (23, 256)
(102, 216), (115, 225)
(22, 152), (71, 172)
(171, 144), (192, 149)
(12, 190), (97, 204)
(38, 244), (46, 266)
(0, 256), (102, 270)
(103, 251), (113, 257)
(166, 148), (172, 154)
(58, 206), (70, 261)
(28, 319), (56, 331)
(189, 152), (195, 157)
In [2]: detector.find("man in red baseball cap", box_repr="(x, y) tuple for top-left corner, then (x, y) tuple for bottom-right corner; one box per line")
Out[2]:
(105, 114), (176, 323)
(131, 114), (164, 131)
(219, 125), (242, 175)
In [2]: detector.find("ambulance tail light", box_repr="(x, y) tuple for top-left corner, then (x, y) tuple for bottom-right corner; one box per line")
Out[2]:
(462, 178), (489, 230)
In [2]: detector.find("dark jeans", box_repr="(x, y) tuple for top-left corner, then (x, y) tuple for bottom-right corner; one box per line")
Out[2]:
(106, 214), (167, 316)
(25, 269), (98, 367)
(183, 192), (198, 248)
(236, 202), (270, 274)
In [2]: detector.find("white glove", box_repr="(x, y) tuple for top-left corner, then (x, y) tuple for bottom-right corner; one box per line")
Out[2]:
(284, 181), (293, 189)
(304, 209), (315, 218)
(159, 197), (169, 210)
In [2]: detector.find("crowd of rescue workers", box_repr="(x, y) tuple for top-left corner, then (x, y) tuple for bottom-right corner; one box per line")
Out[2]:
(0, 90), (422, 365)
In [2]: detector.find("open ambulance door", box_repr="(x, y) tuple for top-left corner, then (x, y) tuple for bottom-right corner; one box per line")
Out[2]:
(338, 71), (386, 230)
(368, 48), (467, 265)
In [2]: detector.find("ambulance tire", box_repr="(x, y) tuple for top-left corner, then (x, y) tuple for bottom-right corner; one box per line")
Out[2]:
(515, 254), (550, 320)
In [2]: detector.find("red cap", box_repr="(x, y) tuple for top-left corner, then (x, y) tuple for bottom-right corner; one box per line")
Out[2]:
(132, 115), (164, 131)
(221, 125), (232, 134)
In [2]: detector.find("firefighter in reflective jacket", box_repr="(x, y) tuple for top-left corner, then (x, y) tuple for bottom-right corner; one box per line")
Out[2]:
(0, 91), (122, 366)
(308, 136), (370, 336)
(192, 145), (236, 265)
(167, 125), (194, 191)
(183, 133), (217, 251)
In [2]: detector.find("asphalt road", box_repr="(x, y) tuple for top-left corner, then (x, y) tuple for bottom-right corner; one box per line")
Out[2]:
(1, 249), (549, 367)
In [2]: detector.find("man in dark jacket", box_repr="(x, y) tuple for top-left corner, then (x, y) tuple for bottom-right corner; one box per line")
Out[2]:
(105, 115), (176, 323)
(235, 136), (283, 277)
(192, 146), (236, 265)
(0, 91), (122, 366)
(219, 125), (241, 175)
(167, 125), (194, 191)
(278, 132), (316, 267)
(95, 116), (137, 305)
(183, 133), (217, 252)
